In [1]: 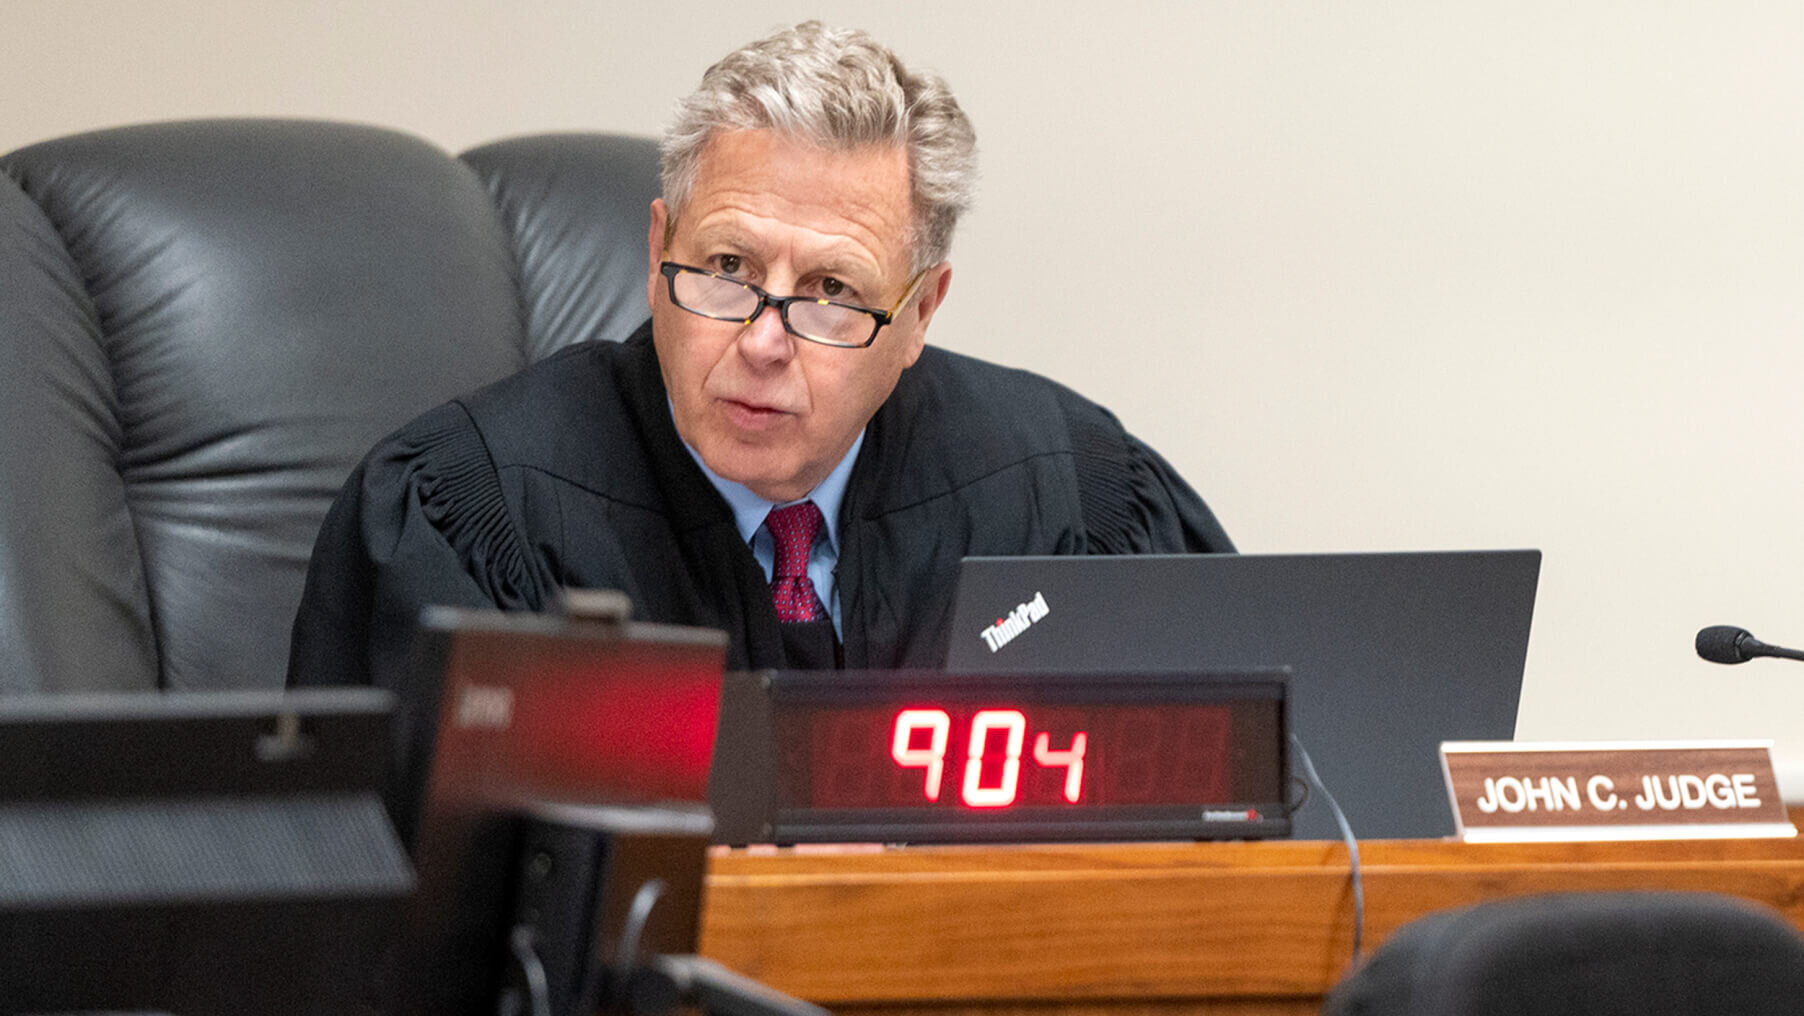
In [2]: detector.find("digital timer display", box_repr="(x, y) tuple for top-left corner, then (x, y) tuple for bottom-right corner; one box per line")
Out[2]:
(779, 702), (1240, 810)
(725, 670), (1291, 843)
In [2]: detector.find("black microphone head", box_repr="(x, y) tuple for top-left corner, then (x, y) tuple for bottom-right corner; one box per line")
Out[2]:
(1697, 625), (1753, 664)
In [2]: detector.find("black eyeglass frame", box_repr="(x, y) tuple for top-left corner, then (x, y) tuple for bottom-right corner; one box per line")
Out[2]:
(658, 261), (928, 349)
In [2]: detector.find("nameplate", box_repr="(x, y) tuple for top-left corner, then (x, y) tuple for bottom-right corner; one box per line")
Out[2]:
(1440, 740), (1796, 843)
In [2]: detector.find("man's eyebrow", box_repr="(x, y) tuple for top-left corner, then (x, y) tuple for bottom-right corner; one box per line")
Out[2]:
(684, 224), (764, 255)
(684, 222), (886, 286)
(810, 252), (880, 280)
(787, 241), (890, 292)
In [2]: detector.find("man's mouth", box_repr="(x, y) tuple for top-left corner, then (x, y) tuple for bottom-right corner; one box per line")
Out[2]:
(719, 397), (794, 428)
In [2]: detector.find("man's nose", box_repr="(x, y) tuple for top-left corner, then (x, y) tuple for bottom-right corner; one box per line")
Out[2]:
(736, 300), (795, 366)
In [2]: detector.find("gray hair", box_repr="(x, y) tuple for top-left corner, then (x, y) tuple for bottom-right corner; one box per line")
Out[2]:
(661, 21), (977, 272)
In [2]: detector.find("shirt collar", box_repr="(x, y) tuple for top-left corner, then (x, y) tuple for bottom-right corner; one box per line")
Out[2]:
(682, 427), (865, 550)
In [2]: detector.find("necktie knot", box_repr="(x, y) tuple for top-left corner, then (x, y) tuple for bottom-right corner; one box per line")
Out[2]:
(766, 501), (827, 623)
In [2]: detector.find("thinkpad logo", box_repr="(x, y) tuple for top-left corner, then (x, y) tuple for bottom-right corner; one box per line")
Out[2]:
(978, 591), (1050, 653)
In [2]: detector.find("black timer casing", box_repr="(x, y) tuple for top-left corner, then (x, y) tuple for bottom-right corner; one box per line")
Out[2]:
(707, 668), (1291, 845)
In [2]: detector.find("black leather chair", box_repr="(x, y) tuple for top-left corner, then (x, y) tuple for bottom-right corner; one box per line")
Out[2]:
(1321, 891), (1804, 1016)
(0, 120), (659, 692)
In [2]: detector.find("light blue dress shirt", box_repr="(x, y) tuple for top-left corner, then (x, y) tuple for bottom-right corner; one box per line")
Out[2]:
(683, 430), (865, 638)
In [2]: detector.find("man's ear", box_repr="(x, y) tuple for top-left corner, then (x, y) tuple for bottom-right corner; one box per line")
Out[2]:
(645, 199), (668, 309)
(911, 262), (953, 332)
(898, 263), (952, 368)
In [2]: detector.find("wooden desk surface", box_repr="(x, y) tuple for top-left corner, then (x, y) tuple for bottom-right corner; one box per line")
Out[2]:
(698, 816), (1804, 1016)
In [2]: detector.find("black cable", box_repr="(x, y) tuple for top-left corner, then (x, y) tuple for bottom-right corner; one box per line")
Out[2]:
(504, 924), (553, 1016)
(616, 878), (669, 975)
(1289, 732), (1364, 965)
(1288, 773), (1312, 813)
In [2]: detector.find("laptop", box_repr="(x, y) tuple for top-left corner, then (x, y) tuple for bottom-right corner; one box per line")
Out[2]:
(944, 550), (1541, 840)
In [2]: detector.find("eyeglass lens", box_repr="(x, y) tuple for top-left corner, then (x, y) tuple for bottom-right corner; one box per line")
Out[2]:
(671, 271), (872, 345)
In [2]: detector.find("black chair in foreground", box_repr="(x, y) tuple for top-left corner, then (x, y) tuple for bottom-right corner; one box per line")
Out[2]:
(1321, 891), (1804, 1016)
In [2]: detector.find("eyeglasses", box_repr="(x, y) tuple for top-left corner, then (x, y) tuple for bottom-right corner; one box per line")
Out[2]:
(658, 261), (927, 349)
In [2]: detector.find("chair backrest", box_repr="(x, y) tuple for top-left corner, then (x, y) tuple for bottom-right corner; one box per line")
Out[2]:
(1321, 890), (1804, 1016)
(0, 120), (659, 692)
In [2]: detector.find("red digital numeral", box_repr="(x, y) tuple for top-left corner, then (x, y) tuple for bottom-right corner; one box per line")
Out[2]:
(891, 709), (951, 801)
(1033, 731), (1088, 803)
(889, 708), (1091, 807)
(962, 710), (1026, 807)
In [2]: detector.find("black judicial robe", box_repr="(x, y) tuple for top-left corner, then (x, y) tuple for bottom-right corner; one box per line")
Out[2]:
(288, 319), (1233, 695)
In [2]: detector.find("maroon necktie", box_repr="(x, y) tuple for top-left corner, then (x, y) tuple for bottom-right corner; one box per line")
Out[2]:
(766, 501), (828, 623)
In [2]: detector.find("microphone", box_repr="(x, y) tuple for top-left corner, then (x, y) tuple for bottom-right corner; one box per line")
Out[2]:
(1696, 625), (1804, 665)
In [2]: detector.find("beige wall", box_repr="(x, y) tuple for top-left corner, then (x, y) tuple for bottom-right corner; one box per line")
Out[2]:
(9, 2), (1804, 778)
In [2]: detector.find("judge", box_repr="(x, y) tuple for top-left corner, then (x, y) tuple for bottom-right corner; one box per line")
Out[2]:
(287, 21), (1232, 693)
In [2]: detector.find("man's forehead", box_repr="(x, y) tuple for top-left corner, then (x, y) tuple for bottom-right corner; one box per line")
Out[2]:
(673, 131), (912, 263)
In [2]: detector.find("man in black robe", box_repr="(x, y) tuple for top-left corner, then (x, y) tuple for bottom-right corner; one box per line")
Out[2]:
(288, 21), (1233, 695)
